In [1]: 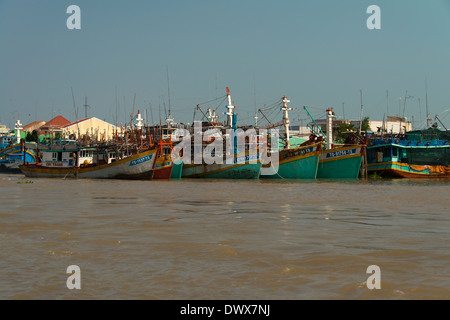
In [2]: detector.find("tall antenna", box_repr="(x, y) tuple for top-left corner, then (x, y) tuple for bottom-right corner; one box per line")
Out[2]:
(418, 97), (422, 126)
(166, 65), (171, 117)
(359, 89), (363, 132)
(131, 93), (136, 127)
(83, 96), (90, 118)
(158, 97), (162, 124)
(402, 90), (413, 119)
(386, 90), (389, 116)
(71, 87), (80, 140)
(425, 78), (431, 128)
(149, 102), (154, 126)
(254, 76), (258, 126)
(115, 87), (118, 127)
(215, 72), (218, 100)
(342, 102), (345, 120)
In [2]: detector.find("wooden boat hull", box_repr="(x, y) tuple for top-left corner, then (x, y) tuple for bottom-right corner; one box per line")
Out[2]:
(170, 161), (183, 179)
(261, 143), (321, 179)
(367, 161), (450, 178)
(317, 145), (363, 179)
(153, 164), (173, 179)
(367, 135), (449, 178)
(152, 154), (173, 179)
(0, 161), (22, 173)
(19, 148), (157, 179)
(0, 143), (36, 173)
(182, 151), (261, 179)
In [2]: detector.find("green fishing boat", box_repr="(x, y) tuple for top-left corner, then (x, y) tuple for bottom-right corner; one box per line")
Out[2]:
(315, 109), (364, 179)
(260, 96), (321, 179)
(170, 160), (183, 179)
(261, 142), (321, 179)
(317, 145), (364, 179)
(301, 107), (365, 179)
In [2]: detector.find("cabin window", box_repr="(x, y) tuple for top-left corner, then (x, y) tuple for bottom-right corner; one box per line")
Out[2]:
(399, 149), (408, 163)
(57, 152), (62, 161)
(52, 152), (57, 159)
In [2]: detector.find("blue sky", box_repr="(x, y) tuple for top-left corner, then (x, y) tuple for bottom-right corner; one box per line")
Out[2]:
(1, 0), (450, 129)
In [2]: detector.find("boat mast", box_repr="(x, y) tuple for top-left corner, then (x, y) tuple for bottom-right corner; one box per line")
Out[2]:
(281, 96), (292, 149)
(14, 117), (22, 144)
(326, 108), (333, 150)
(254, 77), (258, 127)
(386, 90), (389, 117)
(359, 89), (363, 133)
(166, 66), (174, 129)
(304, 106), (327, 141)
(225, 87), (235, 127)
(425, 78), (431, 128)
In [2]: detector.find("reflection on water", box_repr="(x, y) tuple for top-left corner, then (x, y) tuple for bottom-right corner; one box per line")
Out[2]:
(0, 173), (449, 299)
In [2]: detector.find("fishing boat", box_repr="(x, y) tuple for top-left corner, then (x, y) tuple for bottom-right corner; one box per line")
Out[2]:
(260, 96), (321, 179)
(311, 108), (364, 179)
(261, 142), (322, 179)
(181, 88), (263, 179)
(153, 147), (174, 179)
(366, 127), (449, 178)
(0, 141), (37, 173)
(0, 120), (37, 173)
(317, 145), (364, 179)
(146, 113), (183, 180)
(19, 139), (157, 179)
(181, 138), (263, 179)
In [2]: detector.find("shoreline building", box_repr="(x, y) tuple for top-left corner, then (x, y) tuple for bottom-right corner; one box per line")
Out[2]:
(349, 116), (412, 135)
(0, 123), (11, 136)
(61, 117), (119, 142)
(310, 116), (412, 141)
(38, 115), (72, 141)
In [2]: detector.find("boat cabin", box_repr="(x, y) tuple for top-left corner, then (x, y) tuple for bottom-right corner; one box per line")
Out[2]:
(39, 147), (96, 167)
(93, 149), (118, 165)
(367, 143), (449, 166)
(0, 135), (16, 149)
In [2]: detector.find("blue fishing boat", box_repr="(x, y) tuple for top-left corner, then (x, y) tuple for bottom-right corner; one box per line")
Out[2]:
(366, 128), (449, 178)
(0, 120), (37, 173)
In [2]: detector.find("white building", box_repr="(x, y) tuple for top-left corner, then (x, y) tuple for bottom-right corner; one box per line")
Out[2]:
(61, 117), (119, 141)
(349, 116), (412, 134)
(0, 123), (10, 136)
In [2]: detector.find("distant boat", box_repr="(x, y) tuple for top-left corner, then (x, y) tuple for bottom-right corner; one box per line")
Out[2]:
(153, 139), (179, 179)
(0, 119), (37, 173)
(19, 140), (157, 179)
(0, 137), (37, 174)
(147, 115), (183, 180)
(366, 128), (449, 178)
